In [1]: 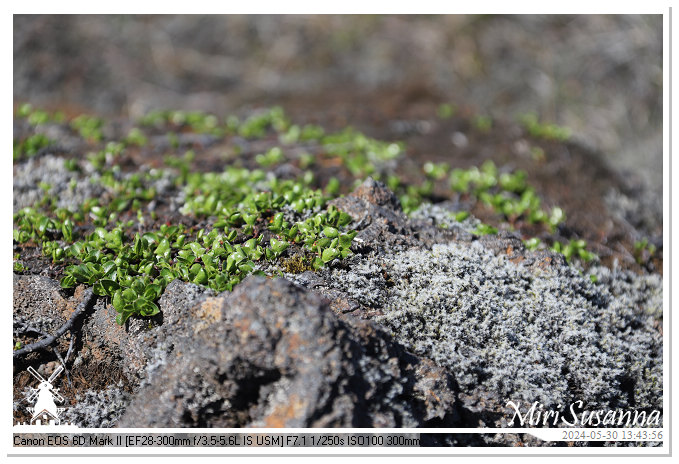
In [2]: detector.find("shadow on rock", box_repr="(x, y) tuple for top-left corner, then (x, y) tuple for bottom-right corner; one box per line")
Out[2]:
(118, 276), (463, 429)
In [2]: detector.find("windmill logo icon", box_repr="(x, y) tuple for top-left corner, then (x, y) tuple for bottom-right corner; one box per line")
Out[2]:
(25, 365), (66, 426)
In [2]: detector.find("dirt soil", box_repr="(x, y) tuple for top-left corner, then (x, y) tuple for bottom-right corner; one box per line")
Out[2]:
(13, 14), (663, 271)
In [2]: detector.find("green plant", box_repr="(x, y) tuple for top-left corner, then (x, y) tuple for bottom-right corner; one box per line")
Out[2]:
(633, 238), (658, 265)
(124, 127), (148, 147)
(551, 239), (597, 263)
(49, 163), (357, 325)
(447, 161), (565, 231)
(321, 127), (403, 178)
(255, 147), (285, 167)
(71, 114), (104, 141)
(423, 162), (448, 180)
(474, 223), (498, 236)
(13, 134), (52, 160)
(16, 103), (64, 125)
(139, 109), (223, 136)
(453, 211), (470, 222)
(280, 123), (325, 144)
(14, 103), (584, 330)
(111, 278), (162, 325)
(437, 103), (456, 119)
(519, 113), (571, 141)
(236, 106), (289, 139)
(474, 115), (493, 132)
(524, 237), (542, 251)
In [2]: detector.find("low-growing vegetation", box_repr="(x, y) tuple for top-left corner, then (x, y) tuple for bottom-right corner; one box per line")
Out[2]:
(518, 113), (572, 141)
(13, 102), (600, 326)
(13, 133), (53, 161)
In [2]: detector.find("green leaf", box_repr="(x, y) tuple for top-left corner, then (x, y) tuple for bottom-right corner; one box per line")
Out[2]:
(238, 260), (255, 274)
(174, 234), (186, 248)
(312, 257), (324, 270)
(323, 226), (339, 238)
(131, 279), (146, 294)
(68, 242), (83, 257)
(52, 247), (65, 262)
(232, 248), (248, 263)
(105, 229), (124, 249)
(524, 237), (541, 251)
(321, 247), (340, 263)
(93, 279), (119, 297)
(122, 288), (138, 302)
(143, 284), (162, 301)
(269, 212), (284, 231)
(269, 238), (289, 254)
(192, 268), (208, 285)
(242, 212), (258, 226)
(70, 264), (92, 283)
(286, 225), (298, 241)
(315, 238), (331, 250)
(189, 263), (202, 278)
(549, 207), (565, 227)
(60, 275), (76, 289)
(141, 261), (155, 275)
(112, 291), (125, 312)
(133, 234), (143, 255)
(155, 238), (171, 257)
(37, 216), (50, 235)
(177, 249), (197, 264)
(135, 298), (160, 317)
(188, 242), (205, 257)
(116, 309), (135, 326)
(62, 219), (74, 242)
(339, 233), (355, 249)
(177, 264), (190, 281)
(337, 212), (352, 227)
(242, 238), (258, 256)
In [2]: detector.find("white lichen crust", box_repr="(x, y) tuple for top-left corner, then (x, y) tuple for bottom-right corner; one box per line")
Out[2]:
(323, 241), (663, 418)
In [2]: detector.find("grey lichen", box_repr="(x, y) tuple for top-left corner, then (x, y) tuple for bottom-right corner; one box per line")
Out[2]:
(409, 202), (482, 236)
(321, 240), (663, 419)
(60, 382), (129, 428)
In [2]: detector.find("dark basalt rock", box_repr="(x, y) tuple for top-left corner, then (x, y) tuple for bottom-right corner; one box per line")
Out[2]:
(329, 178), (417, 250)
(118, 276), (461, 428)
(329, 178), (567, 269)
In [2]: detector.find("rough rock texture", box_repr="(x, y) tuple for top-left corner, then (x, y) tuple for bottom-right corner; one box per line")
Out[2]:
(13, 274), (69, 332)
(288, 179), (663, 429)
(60, 382), (129, 428)
(118, 276), (460, 429)
(301, 180), (568, 320)
(329, 177), (420, 251)
(12, 178), (663, 445)
(12, 275), (91, 370)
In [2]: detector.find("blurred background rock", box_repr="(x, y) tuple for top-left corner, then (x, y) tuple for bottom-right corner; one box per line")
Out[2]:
(14, 14), (663, 205)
